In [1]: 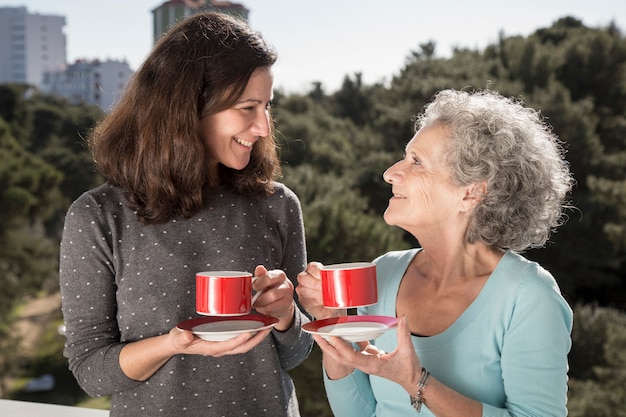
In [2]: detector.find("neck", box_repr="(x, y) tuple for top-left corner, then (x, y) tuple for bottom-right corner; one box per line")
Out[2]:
(413, 240), (504, 287)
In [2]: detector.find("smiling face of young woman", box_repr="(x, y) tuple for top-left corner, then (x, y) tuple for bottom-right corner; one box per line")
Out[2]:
(200, 66), (274, 173)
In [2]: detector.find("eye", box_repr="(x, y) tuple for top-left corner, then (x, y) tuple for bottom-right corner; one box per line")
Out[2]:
(402, 153), (421, 165)
(265, 101), (273, 110)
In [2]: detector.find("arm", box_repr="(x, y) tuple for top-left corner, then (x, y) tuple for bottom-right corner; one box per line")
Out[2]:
(310, 254), (571, 417)
(60, 194), (136, 396)
(493, 267), (572, 417)
(323, 366), (377, 417)
(314, 319), (483, 417)
(60, 193), (273, 395)
(262, 185), (313, 370)
(118, 327), (271, 381)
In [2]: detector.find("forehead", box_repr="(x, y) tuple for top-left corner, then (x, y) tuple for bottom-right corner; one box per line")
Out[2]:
(405, 122), (450, 155)
(242, 67), (273, 92)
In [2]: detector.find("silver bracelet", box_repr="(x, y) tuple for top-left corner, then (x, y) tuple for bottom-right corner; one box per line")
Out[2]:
(410, 367), (430, 412)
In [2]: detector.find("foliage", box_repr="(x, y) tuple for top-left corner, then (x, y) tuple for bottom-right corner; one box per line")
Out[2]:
(0, 119), (63, 336)
(0, 87), (104, 396)
(568, 305), (626, 416)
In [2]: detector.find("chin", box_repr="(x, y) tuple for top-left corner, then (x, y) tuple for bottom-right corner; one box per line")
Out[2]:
(229, 159), (251, 171)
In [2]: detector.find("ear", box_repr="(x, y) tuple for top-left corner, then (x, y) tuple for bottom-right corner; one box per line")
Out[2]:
(460, 181), (487, 212)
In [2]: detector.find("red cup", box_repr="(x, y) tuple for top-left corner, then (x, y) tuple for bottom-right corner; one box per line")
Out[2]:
(321, 262), (378, 308)
(196, 271), (255, 316)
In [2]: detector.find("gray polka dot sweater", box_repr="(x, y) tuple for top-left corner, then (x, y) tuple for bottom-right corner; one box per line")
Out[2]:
(59, 182), (313, 416)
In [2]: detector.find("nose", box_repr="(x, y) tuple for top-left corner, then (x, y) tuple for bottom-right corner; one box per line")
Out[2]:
(383, 160), (402, 184)
(250, 108), (271, 137)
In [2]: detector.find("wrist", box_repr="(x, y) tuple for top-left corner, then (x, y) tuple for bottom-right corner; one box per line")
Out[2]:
(323, 356), (354, 380)
(273, 301), (296, 332)
(409, 367), (430, 412)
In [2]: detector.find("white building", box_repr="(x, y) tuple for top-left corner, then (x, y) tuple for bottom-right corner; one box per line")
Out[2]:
(0, 6), (66, 86)
(41, 59), (134, 111)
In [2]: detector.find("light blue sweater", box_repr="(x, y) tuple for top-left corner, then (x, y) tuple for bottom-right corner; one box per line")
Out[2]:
(324, 249), (573, 417)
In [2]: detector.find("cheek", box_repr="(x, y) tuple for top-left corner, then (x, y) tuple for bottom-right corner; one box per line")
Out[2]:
(412, 181), (435, 209)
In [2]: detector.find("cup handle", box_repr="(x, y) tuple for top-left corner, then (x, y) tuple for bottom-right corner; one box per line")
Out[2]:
(251, 276), (264, 306)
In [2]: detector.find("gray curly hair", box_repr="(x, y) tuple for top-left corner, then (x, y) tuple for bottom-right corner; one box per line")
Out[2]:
(416, 89), (574, 252)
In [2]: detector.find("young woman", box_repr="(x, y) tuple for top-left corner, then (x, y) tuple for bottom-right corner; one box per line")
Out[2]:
(60, 12), (312, 416)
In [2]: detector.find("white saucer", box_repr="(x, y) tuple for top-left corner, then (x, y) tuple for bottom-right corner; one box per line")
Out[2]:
(303, 315), (398, 342)
(177, 314), (278, 341)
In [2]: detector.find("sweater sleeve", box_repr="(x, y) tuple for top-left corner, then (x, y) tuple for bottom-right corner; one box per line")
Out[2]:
(59, 193), (141, 397)
(486, 263), (573, 417)
(272, 184), (313, 370)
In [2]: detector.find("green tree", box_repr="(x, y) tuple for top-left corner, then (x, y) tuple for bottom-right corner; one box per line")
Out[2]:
(568, 305), (626, 416)
(0, 119), (65, 395)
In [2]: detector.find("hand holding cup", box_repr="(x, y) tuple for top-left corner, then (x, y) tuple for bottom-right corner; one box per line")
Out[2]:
(297, 261), (378, 320)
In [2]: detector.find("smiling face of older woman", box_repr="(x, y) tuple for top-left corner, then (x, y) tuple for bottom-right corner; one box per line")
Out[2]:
(382, 121), (476, 238)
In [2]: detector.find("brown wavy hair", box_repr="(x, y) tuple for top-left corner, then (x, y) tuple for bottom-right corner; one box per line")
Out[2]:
(88, 12), (279, 224)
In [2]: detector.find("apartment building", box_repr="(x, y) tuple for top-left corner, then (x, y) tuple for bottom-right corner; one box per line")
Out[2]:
(0, 6), (66, 86)
(41, 59), (134, 111)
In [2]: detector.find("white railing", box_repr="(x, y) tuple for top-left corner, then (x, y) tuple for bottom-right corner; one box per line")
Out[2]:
(0, 399), (109, 416)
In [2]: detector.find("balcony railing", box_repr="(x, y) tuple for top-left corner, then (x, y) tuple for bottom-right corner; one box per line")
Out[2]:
(0, 399), (109, 416)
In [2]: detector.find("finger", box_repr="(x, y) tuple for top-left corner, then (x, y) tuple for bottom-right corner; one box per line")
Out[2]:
(305, 261), (324, 280)
(353, 340), (385, 356)
(207, 328), (269, 357)
(254, 278), (292, 307)
(173, 328), (195, 348)
(297, 269), (316, 288)
(253, 265), (269, 291)
(313, 334), (335, 354)
(223, 328), (271, 355)
(296, 271), (312, 288)
(356, 341), (371, 350)
(327, 336), (358, 357)
(254, 264), (268, 277)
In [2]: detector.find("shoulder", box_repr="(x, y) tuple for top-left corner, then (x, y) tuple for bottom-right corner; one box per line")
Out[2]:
(373, 248), (420, 265)
(65, 183), (130, 225)
(501, 251), (563, 296)
(499, 251), (572, 323)
(373, 249), (420, 279)
(268, 182), (303, 210)
(69, 183), (124, 209)
(271, 182), (299, 201)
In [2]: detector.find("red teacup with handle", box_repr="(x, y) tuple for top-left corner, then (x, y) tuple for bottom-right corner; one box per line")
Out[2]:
(321, 262), (378, 308)
(196, 271), (262, 316)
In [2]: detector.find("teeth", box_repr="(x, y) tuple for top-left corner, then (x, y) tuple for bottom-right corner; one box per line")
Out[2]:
(235, 137), (253, 147)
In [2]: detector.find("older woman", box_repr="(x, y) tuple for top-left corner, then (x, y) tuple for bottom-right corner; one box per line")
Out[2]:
(297, 89), (574, 417)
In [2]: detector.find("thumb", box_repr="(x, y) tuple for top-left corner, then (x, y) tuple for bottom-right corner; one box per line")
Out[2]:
(398, 315), (413, 348)
(254, 264), (268, 277)
(176, 329), (194, 347)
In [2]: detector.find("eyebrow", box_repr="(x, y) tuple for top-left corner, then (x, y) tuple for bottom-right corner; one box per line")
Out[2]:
(236, 98), (263, 105)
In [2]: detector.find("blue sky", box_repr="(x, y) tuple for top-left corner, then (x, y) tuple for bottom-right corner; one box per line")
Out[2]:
(3, 0), (625, 93)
